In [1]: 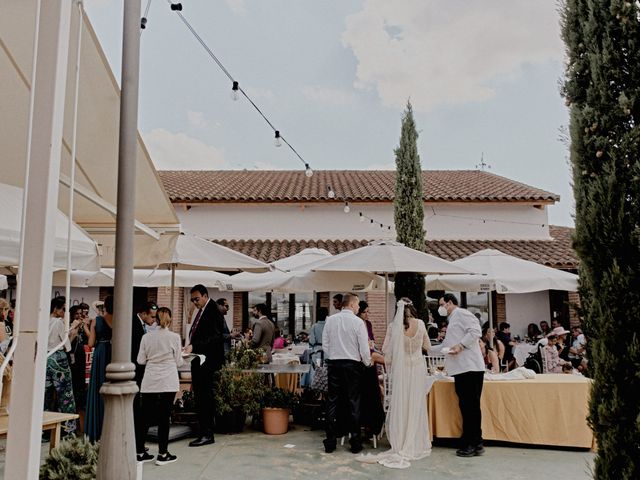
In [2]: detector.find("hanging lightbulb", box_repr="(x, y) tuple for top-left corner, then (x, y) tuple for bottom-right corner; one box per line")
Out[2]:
(327, 186), (335, 198)
(305, 164), (314, 177)
(231, 81), (239, 101)
(370, 219), (374, 227)
(343, 202), (350, 213)
(359, 212), (365, 222)
(274, 130), (282, 147)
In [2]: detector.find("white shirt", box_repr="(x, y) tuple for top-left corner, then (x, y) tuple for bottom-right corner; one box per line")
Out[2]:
(137, 328), (184, 393)
(48, 316), (70, 353)
(322, 309), (371, 366)
(432, 307), (484, 376)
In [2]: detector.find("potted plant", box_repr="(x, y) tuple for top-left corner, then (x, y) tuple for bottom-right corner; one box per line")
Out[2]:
(39, 436), (99, 480)
(261, 387), (299, 435)
(213, 343), (267, 433)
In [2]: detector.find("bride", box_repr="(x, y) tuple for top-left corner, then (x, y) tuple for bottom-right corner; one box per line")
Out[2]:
(361, 298), (432, 469)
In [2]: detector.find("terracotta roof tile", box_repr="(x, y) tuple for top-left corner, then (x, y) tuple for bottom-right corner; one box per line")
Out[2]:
(159, 170), (559, 203)
(213, 226), (577, 270)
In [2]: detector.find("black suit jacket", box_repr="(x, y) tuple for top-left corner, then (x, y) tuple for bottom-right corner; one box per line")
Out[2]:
(190, 299), (225, 372)
(131, 315), (146, 386)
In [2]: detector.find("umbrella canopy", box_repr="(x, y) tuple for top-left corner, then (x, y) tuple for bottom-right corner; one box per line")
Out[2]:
(0, 274), (7, 290)
(0, 183), (99, 270)
(311, 240), (470, 275)
(52, 268), (233, 290)
(227, 270), (388, 293)
(272, 248), (332, 271)
(424, 249), (579, 294)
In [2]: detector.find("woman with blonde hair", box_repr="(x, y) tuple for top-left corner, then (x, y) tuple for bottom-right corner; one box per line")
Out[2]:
(136, 306), (183, 466)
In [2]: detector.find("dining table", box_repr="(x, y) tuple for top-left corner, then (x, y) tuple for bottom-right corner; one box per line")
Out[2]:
(427, 373), (594, 449)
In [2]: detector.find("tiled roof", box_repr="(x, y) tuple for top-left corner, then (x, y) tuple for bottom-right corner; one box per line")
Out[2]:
(213, 226), (578, 270)
(159, 170), (559, 203)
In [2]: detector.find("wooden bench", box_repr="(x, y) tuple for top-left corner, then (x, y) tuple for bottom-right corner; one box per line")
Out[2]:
(0, 412), (79, 452)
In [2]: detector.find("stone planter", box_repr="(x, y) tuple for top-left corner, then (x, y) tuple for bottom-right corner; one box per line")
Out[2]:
(262, 407), (289, 435)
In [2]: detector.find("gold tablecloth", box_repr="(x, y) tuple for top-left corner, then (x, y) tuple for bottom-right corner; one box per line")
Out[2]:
(427, 374), (594, 448)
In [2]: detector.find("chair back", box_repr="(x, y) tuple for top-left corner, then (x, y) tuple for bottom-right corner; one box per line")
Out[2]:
(425, 354), (446, 375)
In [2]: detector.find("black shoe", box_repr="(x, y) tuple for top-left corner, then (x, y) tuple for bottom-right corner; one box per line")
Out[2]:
(189, 436), (215, 447)
(136, 452), (154, 463)
(349, 438), (363, 454)
(323, 439), (336, 453)
(155, 452), (178, 466)
(456, 446), (476, 457)
(474, 444), (485, 456)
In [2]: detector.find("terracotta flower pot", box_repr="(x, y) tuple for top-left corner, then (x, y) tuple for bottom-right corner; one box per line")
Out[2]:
(262, 407), (289, 435)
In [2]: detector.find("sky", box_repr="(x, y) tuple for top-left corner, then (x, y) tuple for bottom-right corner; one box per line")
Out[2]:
(85, 0), (573, 226)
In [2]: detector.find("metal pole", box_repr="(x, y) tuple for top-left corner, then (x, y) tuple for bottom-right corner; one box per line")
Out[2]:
(170, 264), (176, 313)
(385, 272), (389, 324)
(98, 1), (142, 478)
(5, 1), (72, 478)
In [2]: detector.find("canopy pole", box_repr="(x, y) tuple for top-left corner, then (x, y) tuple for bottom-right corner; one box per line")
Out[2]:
(98, 1), (142, 478)
(488, 291), (494, 348)
(5, 1), (72, 477)
(385, 272), (389, 324)
(170, 264), (176, 313)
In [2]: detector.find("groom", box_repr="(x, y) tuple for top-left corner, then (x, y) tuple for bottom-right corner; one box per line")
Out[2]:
(437, 293), (485, 457)
(322, 293), (371, 454)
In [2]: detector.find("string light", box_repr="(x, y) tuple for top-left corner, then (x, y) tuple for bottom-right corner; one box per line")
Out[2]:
(231, 81), (239, 101)
(327, 186), (335, 198)
(274, 130), (282, 147)
(429, 206), (546, 228)
(166, 0), (314, 175)
(359, 212), (364, 222)
(140, 0), (153, 31)
(343, 202), (350, 213)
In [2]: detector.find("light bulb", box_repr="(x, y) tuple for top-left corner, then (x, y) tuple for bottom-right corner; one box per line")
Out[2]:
(370, 219), (374, 227)
(274, 130), (282, 147)
(359, 212), (365, 222)
(231, 81), (239, 101)
(344, 202), (350, 213)
(327, 186), (335, 198)
(305, 164), (313, 177)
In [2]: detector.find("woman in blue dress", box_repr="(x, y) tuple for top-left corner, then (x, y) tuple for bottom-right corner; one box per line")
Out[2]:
(85, 295), (113, 442)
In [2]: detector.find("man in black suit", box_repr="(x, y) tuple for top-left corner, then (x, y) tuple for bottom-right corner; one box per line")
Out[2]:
(183, 284), (225, 447)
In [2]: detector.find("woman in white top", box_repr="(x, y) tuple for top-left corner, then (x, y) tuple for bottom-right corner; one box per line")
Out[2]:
(136, 307), (183, 466)
(376, 298), (432, 469)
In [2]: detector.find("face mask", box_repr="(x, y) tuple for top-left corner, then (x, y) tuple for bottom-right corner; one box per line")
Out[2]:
(437, 306), (448, 317)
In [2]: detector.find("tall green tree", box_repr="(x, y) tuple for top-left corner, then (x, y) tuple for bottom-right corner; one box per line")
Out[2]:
(562, 1), (640, 478)
(393, 101), (427, 319)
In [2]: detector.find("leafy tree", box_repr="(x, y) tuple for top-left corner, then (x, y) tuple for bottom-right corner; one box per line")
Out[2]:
(393, 101), (427, 319)
(561, 1), (640, 478)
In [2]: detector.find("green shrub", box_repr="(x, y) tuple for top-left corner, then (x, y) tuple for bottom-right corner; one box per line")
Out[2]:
(39, 436), (98, 480)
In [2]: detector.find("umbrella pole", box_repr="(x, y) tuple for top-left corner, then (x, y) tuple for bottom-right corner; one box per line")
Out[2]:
(385, 272), (389, 324)
(488, 291), (494, 348)
(170, 264), (176, 314)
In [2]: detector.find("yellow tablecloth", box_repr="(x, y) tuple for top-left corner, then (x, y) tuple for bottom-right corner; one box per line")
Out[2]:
(427, 374), (594, 448)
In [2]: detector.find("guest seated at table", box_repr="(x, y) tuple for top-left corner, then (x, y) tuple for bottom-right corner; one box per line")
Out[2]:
(427, 325), (440, 345)
(496, 322), (516, 371)
(543, 334), (571, 373)
(526, 323), (543, 342)
(549, 326), (571, 361)
(479, 325), (500, 373)
(482, 322), (505, 367)
(568, 326), (588, 372)
(539, 320), (551, 337)
(309, 307), (328, 353)
(437, 324), (447, 343)
(273, 327), (287, 350)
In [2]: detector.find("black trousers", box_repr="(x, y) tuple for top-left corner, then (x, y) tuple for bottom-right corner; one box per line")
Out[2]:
(192, 364), (215, 438)
(325, 360), (364, 447)
(135, 392), (175, 454)
(453, 370), (484, 448)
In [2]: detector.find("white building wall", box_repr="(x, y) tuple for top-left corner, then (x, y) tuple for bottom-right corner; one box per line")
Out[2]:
(175, 202), (551, 241)
(504, 291), (550, 338)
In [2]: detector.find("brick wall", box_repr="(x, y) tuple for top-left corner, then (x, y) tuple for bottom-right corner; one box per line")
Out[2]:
(232, 292), (244, 330)
(156, 287), (184, 336)
(496, 293), (506, 326)
(568, 291), (582, 327)
(365, 291), (388, 349)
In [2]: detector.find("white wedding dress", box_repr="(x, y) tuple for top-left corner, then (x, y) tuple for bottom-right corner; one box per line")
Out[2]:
(362, 300), (432, 469)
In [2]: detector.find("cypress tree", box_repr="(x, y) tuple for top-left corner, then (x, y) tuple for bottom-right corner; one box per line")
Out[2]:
(393, 101), (427, 319)
(561, 1), (640, 478)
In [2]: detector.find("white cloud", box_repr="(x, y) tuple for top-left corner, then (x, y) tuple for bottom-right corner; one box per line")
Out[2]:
(300, 85), (357, 107)
(187, 110), (208, 129)
(225, 0), (247, 15)
(342, 0), (563, 112)
(143, 129), (229, 170)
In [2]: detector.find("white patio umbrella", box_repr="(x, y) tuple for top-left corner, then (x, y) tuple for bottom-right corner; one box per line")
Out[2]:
(227, 270), (388, 293)
(159, 233), (269, 311)
(424, 249), (579, 294)
(272, 248), (332, 271)
(0, 183), (99, 270)
(424, 249), (579, 335)
(311, 240), (470, 322)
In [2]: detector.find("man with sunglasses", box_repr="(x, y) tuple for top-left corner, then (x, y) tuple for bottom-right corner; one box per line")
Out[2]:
(183, 284), (225, 447)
